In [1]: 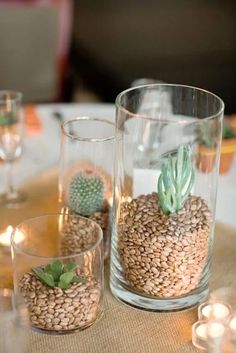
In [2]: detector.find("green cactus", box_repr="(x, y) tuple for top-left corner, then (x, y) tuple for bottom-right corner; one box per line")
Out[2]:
(68, 171), (104, 216)
(157, 144), (195, 214)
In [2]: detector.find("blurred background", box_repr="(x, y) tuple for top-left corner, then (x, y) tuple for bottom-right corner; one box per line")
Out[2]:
(0, 0), (235, 113)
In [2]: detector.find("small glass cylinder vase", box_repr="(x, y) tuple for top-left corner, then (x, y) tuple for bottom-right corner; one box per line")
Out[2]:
(110, 84), (224, 311)
(11, 213), (103, 335)
(59, 117), (114, 259)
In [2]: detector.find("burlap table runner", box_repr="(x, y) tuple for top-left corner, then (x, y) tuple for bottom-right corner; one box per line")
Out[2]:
(0, 169), (235, 353)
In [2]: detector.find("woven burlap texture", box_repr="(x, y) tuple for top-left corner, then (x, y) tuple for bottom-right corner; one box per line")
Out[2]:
(1, 170), (235, 353)
(29, 221), (236, 353)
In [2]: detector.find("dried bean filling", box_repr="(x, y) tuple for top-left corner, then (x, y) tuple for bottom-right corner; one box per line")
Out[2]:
(118, 192), (211, 298)
(60, 207), (109, 257)
(19, 272), (101, 332)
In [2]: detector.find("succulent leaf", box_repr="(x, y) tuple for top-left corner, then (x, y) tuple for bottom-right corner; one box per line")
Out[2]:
(157, 144), (195, 214)
(72, 275), (87, 284)
(51, 260), (63, 280)
(33, 267), (44, 276)
(33, 268), (55, 288)
(33, 260), (87, 290)
(58, 272), (74, 289)
(64, 261), (77, 273)
(45, 264), (51, 272)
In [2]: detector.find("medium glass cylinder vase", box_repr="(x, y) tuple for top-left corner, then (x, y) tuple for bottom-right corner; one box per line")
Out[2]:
(110, 84), (224, 311)
(59, 117), (114, 259)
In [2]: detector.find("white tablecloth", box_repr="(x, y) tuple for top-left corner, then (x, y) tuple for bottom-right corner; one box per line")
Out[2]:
(0, 103), (235, 227)
(0, 103), (115, 192)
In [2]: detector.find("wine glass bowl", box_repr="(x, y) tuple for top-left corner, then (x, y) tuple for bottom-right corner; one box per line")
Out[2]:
(0, 127), (22, 161)
(0, 90), (26, 207)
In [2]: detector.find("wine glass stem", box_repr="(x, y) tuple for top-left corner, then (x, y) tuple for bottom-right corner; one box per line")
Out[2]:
(6, 162), (16, 197)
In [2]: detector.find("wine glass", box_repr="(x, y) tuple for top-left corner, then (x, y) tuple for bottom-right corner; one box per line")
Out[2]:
(0, 90), (26, 207)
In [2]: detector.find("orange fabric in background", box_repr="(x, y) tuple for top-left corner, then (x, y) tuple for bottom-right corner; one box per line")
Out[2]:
(24, 105), (42, 134)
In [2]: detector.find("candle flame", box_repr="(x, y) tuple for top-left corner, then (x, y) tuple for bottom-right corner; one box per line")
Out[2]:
(0, 226), (24, 246)
(122, 196), (132, 203)
(229, 316), (236, 331)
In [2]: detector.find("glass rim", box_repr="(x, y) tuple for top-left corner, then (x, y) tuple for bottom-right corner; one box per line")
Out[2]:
(61, 116), (115, 142)
(115, 83), (225, 122)
(11, 213), (103, 260)
(131, 78), (165, 87)
(0, 90), (22, 103)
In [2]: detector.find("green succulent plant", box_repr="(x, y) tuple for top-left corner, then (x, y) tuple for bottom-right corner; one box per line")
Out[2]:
(200, 120), (236, 148)
(33, 260), (86, 290)
(157, 144), (195, 215)
(199, 121), (215, 148)
(222, 121), (236, 139)
(68, 171), (104, 216)
(0, 111), (17, 126)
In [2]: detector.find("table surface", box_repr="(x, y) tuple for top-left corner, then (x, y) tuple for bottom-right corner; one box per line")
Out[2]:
(0, 103), (236, 353)
(0, 168), (235, 353)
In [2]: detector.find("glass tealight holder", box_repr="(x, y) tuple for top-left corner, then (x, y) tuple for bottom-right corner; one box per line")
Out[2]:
(59, 117), (114, 259)
(206, 320), (228, 353)
(11, 213), (104, 335)
(228, 313), (236, 348)
(198, 301), (231, 322)
(192, 319), (227, 351)
(192, 320), (209, 350)
(210, 287), (236, 311)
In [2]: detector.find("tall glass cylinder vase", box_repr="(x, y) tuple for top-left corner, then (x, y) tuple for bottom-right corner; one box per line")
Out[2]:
(59, 117), (114, 259)
(110, 84), (224, 311)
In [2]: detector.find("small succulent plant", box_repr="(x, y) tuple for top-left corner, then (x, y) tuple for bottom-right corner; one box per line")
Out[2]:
(68, 171), (104, 216)
(199, 120), (236, 148)
(0, 111), (17, 126)
(199, 121), (215, 148)
(222, 121), (236, 139)
(158, 144), (195, 214)
(33, 260), (86, 290)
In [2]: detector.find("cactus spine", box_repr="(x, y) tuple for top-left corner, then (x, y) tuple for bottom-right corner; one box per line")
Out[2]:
(68, 171), (104, 216)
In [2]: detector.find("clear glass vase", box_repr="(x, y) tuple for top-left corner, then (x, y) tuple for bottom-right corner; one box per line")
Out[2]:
(110, 84), (224, 311)
(59, 117), (114, 259)
(11, 213), (103, 334)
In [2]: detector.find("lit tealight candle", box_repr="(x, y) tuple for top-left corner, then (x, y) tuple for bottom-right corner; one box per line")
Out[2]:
(207, 321), (226, 339)
(198, 302), (231, 321)
(195, 322), (208, 339)
(0, 226), (14, 247)
(229, 315), (236, 343)
(229, 316), (236, 331)
(207, 321), (227, 350)
(0, 226), (24, 247)
(192, 321), (208, 350)
(192, 320), (226, 350)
